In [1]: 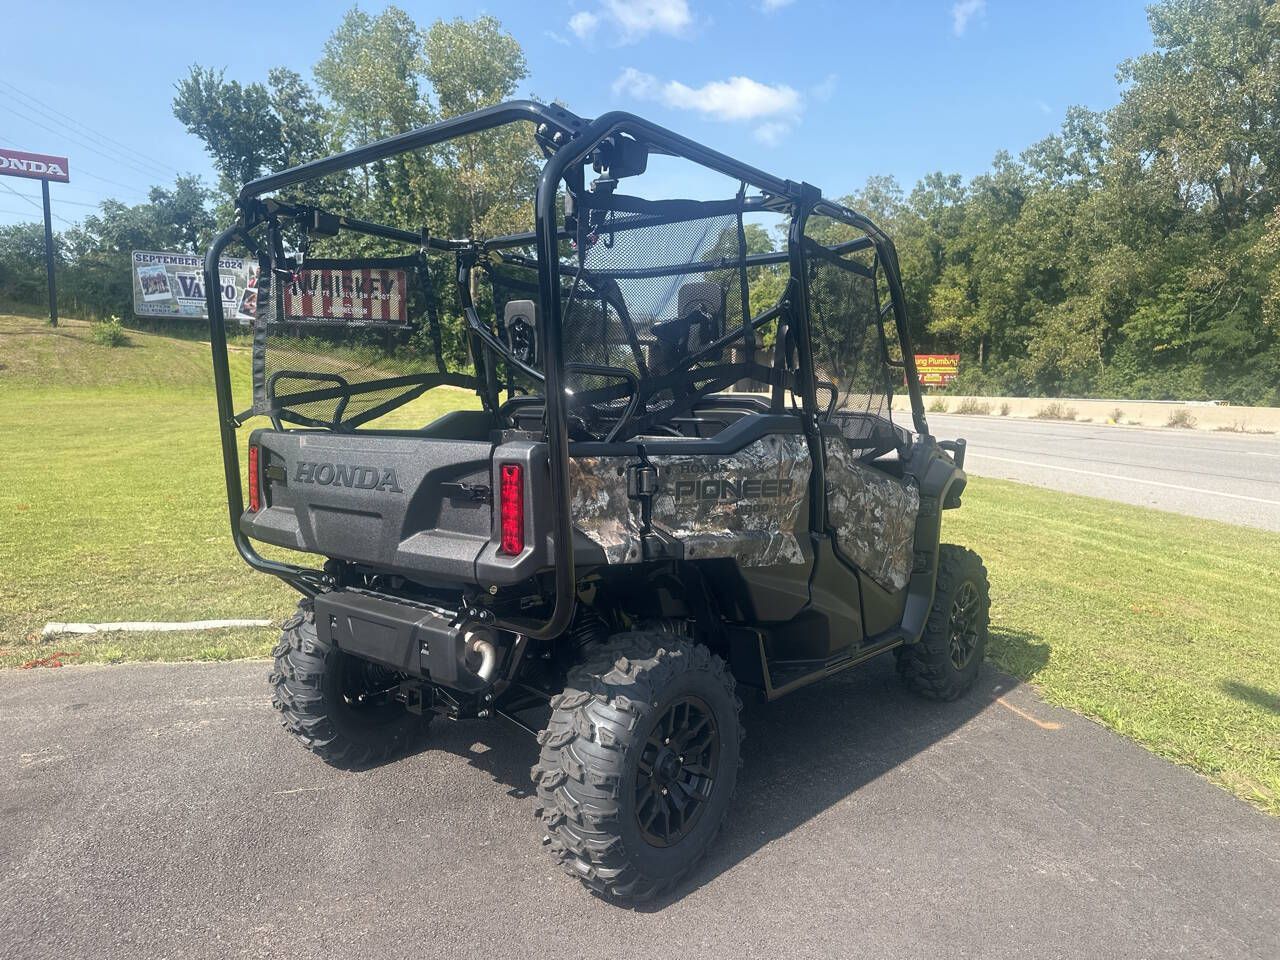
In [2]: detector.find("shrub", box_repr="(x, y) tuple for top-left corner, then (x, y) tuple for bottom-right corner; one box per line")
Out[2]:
(89, 316), (129, 348)
(1166, 408), (1197, 429)
(927, 397), (949, 413)
(1034, 402), (1076, 421)
(998, 402), (1011, 416)
(955, 398), (991, 415)
(1110, 408), (1124, 423)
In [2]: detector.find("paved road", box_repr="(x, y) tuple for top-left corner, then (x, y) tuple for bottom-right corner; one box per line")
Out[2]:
(930, 414), (1280, 530)
(3, 660), (1277, 960)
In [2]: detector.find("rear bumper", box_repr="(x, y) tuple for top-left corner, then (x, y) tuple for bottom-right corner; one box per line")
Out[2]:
(313, 589), (491, 692)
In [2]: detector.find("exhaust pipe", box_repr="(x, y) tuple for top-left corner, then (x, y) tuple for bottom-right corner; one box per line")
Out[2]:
(464, 630), (499, 683)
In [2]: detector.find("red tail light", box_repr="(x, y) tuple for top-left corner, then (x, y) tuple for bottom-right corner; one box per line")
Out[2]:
(247, 444), (260, 513)
(499, 463), (524, 555)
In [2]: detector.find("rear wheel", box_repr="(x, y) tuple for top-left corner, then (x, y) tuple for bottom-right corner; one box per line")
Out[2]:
(896, 545), (990, 701)
(531, 632), (742, 903)
(268, 599), (427, 767)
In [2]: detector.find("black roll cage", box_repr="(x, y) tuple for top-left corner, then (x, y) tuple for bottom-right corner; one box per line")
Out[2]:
(204, 98), (929, 641)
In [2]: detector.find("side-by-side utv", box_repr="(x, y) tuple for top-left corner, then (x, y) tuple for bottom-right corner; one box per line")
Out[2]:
(203, 100), (989, 903)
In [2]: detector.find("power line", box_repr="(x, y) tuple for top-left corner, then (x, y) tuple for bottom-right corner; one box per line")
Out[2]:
(0, 180), (77, 227)
(0, 78), (183, 180)
(0, 131), (171, 201)
(0, 100), (177, 183)
(70, 165), (154, 199)
(0, 191), (106, 210)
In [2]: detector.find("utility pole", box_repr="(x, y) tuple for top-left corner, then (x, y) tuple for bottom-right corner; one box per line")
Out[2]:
(41, 179), (58, 327)
(0, 147), (70, 327)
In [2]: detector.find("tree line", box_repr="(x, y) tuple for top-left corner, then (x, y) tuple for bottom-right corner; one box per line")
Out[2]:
(0, 0), (1275, 403)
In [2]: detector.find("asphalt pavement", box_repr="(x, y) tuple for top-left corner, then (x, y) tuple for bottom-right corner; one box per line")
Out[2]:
(2, 659), (1277, 960)
(930, 414), (1280, 531)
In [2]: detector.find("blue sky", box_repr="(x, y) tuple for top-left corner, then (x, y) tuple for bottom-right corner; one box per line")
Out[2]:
(0, 0), (1154, 229)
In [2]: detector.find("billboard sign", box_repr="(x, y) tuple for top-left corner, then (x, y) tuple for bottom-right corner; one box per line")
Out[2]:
(275, 261), (410, 328)
(915, 353), (961, 387)
(131, 250), (258, 320)
(0, 148), (70, 183)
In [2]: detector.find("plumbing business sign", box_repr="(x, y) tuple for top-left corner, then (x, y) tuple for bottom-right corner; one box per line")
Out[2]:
(915, 354), (961, 387)
(0, 148), (70, 183)
(131, 250), (258, 320)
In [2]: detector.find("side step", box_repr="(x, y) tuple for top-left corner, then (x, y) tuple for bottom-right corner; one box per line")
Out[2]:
(728, 626), (905, 701)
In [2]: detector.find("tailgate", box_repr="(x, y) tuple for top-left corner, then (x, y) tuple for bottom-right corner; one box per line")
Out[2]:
(243, 430), (493, 582)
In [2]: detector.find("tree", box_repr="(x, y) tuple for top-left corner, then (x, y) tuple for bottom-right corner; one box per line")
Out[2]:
(422, 16), (539, 242)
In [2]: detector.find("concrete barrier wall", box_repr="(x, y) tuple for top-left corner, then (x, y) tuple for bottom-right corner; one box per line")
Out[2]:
(927, 396), (1280, 433)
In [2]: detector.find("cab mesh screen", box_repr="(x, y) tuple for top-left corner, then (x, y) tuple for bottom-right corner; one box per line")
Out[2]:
(803, 235), (896, 425)
(478, 197), (778, 438)
(249, 253), (466, 429)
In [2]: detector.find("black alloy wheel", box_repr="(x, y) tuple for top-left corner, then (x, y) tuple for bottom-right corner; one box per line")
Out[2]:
(636, 695), (721, 847)
(948, 580), (982, 670)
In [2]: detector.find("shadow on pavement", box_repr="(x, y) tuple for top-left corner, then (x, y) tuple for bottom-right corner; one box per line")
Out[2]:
(358, 629), (1049, 908)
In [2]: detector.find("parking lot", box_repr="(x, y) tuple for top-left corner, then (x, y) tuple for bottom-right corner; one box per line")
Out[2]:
(3, 657), (1277, 960)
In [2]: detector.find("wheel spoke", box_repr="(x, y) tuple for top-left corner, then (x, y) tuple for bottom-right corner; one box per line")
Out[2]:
(633, 694), (721, 847)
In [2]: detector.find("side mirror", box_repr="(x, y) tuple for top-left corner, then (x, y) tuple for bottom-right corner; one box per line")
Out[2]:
(503, 299), (538, 366)
(594, 135), (648, 180)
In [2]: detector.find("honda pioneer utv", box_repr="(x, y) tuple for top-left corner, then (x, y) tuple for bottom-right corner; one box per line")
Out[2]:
(204, 100), (989, 903)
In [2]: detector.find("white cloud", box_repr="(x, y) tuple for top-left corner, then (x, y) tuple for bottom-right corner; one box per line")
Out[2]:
(568, 1), (692, 45)
(753, 120), (792, 147)
(761, 0), (797, 11)
(951, 0), (986, 36)
(1036, 99), (1052, 115)
(568, 11), (600, 41)
(545, 30), (571, 46)
(613, 68), (801, 122)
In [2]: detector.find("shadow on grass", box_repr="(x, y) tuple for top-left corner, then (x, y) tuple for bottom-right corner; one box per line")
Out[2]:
(1221, 680), (1280, 716)
(386, 625), (1048, 910)
(985, 627), (1052, 682)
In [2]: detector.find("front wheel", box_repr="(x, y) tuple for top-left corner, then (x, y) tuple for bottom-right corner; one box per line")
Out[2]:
(531, 632), (743, 903)
(896, 545), (991, 701)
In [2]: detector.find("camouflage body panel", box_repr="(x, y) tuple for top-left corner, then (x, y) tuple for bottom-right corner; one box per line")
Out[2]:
(567, 455), (636, 564)
(569, 434), (811, 566)
(823, 436), (920, 592)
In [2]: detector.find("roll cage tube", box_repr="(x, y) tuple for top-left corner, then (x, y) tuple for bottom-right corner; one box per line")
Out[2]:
(205, 224), (326, 596)
(527, 109), (814, 640)
(205, 100), (930, 641)
(205, 101), (587, 608)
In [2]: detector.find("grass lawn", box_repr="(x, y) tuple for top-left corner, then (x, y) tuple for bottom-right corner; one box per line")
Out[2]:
(2, 314), (1277, 814)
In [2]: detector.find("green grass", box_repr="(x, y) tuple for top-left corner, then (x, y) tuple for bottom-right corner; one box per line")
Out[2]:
(0, 314), (476, 666)
(2, 314), (1277, 813)
(947, 480), (1280, 815)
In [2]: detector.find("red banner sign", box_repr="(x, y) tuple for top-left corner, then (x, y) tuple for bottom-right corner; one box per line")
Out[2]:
(915, 353), (961, 387)
(0, 147), (70, 183)
(282, 266), (409, 326)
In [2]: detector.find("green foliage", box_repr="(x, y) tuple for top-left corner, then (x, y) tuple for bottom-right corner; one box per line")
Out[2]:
(3, 1), (1278, 404)
(954, 398), (990, 415)
(838, 0), (1280, 405)
(89, 316), (129, 347)
(1034, 402), (1077, 421)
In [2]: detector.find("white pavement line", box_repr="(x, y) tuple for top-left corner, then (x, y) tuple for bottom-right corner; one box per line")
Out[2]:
(966, 452), (1280, 506)
(41, 619), (273, 640)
